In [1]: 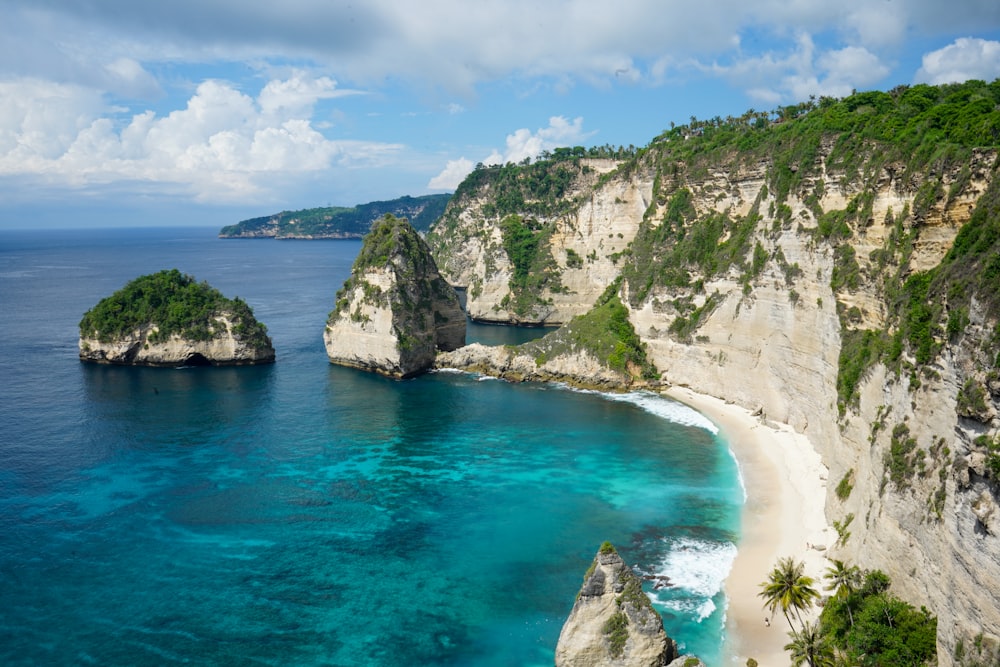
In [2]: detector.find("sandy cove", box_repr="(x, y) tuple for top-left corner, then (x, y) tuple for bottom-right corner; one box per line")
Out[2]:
(663, 387), (836, 667)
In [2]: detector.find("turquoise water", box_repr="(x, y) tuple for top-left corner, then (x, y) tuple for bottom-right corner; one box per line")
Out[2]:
(0, 227), (743, 665)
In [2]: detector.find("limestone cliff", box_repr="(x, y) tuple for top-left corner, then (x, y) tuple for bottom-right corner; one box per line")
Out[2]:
(79, 269), (274, 366)
(324, 214), (465, 378)
(427, 154), (653, 325)
(555, 542), (677, 667)
(430, 81), (1000, 664)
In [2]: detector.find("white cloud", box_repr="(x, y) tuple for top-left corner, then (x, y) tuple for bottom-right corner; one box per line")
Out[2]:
(0, 75), (401, 202)
(3, 0), (962, 95)
(915, 38), (1000, 85)
(708, 34), (890, 104)
(427, 157), (474, 190)
(427, 116), (591, 191)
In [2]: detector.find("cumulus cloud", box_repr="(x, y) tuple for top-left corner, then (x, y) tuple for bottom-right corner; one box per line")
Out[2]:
(0, 74), (401, 202)
(427, 116), (591, 191)
(709, 33), (890, 104)
(428, 158), (475, 190)
(7, 0), (982, 95)
(915, 38), (1000, 85)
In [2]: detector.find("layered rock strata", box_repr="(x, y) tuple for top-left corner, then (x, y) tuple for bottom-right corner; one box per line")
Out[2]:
(324, 214), (465, 378)
(555, 542), (677, 667)
(79, 269), (274, 366)
(79, 318), (275, 366)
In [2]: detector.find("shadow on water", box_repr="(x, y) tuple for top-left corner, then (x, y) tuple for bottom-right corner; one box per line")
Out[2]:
(79, 361), (276, 454)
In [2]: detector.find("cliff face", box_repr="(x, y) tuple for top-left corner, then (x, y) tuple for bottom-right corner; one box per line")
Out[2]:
(428, 157), (654, 325)
(555, 543), (677, 667)
(324, 214), (465, 378)
(79, 314), (275, 366)
(429, 82), (1000, 663)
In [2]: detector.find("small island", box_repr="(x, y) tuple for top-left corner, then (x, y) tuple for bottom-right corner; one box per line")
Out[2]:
(79, 269), (275, 366)
(324, 214), (465, 378)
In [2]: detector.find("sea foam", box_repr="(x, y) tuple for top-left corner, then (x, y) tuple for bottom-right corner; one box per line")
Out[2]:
(604, 391), (719, 434)
(647, 537), (737, 622)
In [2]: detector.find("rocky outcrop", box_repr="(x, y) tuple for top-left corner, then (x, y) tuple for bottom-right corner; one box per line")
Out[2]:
(79, 317), (275, 366)
(78, 269), (274, 366)
(435, 343), (636, 389)
(324, 214), (465, 378)
(556, 543), (677, 667)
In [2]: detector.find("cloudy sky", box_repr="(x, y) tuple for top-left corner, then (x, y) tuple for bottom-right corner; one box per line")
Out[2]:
(1, 0), (999, 229)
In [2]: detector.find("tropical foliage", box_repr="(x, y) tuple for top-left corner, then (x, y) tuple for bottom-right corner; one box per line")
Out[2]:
(763, 559), (937, 666)
(79, 269), (270, 348)
(758, 557), (820, 630)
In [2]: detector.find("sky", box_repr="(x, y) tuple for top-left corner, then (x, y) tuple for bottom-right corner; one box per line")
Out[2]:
(0, 1), (999, 229)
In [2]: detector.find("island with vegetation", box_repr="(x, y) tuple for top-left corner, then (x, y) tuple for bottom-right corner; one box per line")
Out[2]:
(324, 214), (465, 378)
(218, 194), (451, 239)
(79, 269), (275, 366)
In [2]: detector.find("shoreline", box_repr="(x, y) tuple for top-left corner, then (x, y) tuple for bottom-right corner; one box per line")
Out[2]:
(663, 387), (835, 666)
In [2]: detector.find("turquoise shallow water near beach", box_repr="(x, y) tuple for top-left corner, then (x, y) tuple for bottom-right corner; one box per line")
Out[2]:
(0, 227), (743, 665)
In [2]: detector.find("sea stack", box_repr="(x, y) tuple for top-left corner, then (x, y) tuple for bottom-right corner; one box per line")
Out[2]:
(79, 269), (275, 366)
(555, 542), (677, 667)
(324, 213), (465, 378)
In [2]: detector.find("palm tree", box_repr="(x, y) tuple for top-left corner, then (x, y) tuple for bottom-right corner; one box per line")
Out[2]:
(784, 621), (835, 667)
(758, 557), (820, 630)
(824, 559), (862, 627)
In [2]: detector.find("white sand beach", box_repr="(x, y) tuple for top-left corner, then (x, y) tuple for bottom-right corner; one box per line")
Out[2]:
(663, 387), (836, 667)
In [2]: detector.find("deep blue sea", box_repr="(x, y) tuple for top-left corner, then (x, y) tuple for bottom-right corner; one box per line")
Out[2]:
(0, 227), (743, 666)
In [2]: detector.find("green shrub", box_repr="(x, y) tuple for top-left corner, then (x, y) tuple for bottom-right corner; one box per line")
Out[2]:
(835, 469), (855, 501)
(79, 269), (269, 348)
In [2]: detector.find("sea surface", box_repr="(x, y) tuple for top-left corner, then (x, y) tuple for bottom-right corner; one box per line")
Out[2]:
(0, 227), (743, 666)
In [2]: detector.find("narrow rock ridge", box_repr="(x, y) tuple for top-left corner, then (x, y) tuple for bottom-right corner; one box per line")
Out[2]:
(555, 542), (679, 667)
(324, 214), (465, 378)
(434, 343), (641, 390)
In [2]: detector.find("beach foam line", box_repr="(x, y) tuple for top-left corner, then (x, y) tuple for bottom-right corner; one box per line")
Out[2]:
(603, 391), (719, 434)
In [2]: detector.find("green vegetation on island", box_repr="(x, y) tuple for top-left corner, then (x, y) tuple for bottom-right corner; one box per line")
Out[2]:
(331, 213), (443, 318)
(79, 269), (270, 348)
(219, 194), (451, 238)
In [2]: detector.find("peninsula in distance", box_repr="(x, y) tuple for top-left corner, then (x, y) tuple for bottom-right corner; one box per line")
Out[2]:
(218, 194), (451, 239)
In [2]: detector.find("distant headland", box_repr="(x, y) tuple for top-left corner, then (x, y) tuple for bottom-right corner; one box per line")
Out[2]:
(218, 194), (450, 239)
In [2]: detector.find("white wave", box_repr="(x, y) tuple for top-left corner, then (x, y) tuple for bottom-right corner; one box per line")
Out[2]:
(729, 447), (749, 503)
(604, 391), (719, 434)
(650, 537), (737, 621)
(652, 595), (717, 622)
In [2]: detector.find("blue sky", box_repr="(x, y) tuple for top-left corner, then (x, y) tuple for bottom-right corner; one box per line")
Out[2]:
(1, 0), (999, 229)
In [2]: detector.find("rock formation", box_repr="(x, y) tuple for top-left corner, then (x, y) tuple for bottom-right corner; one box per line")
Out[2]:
(78, 269), (275, 366)
(324, 214), (465, 378)
(429, 82), (1000, 663)
(555, 542), (677, 667)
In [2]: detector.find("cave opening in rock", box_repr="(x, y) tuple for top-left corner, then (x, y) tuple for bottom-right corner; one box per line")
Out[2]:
(184, 353), (212, 367)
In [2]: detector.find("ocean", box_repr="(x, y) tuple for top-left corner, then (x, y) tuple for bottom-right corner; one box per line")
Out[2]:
(0, 226), (743, 666)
